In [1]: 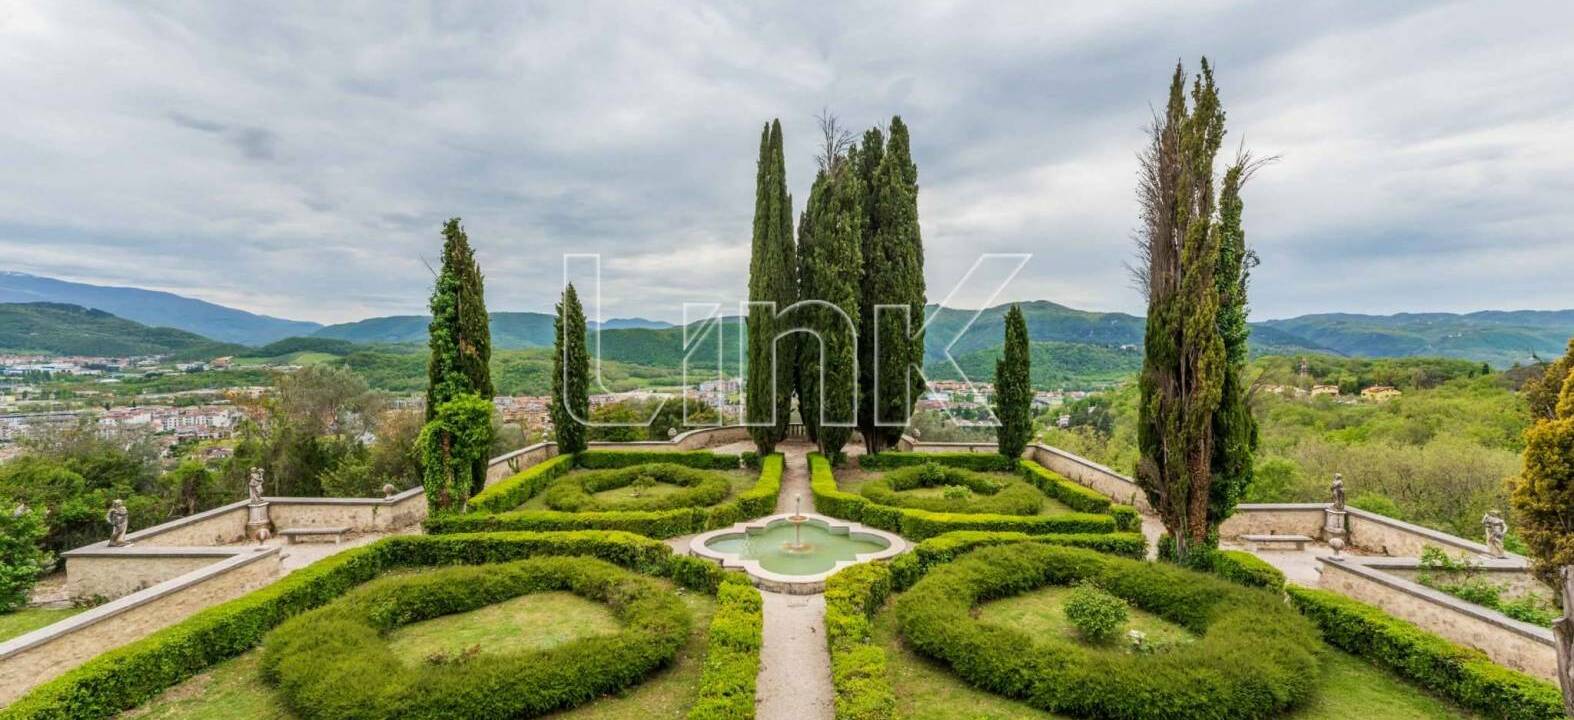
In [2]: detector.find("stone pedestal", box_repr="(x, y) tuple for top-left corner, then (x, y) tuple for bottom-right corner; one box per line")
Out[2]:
(1323, 508), (1348, 543)
(246, 501), (273, 540)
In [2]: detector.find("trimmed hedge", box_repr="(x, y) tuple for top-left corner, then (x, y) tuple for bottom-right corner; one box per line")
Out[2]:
(469, 454), (574, 513)
(1019, 460), (1141, 532)
(687, 575), (764, 720)
(895, 543), (1322, 719)
(0, 531), (723, 720)
(578, 449), (742, 470)
(261, 556), (691, 719)
(1210, 549), (1287, 592)
(823, 562), (897, 720)
(887, 530), (1147, 590)
(810, 453), (1115, 541)
(544, 463), (732, 512)
(1287, 586), (1564, 720)
(430, 454), (784, 539)
(860, 464), (1043, 516)
(857, 451), (1016, 472)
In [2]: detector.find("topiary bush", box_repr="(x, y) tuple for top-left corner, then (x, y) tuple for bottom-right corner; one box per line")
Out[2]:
(858, 463), (1042, 515)
(1062, 581), (1128, 644)
(888, 531), (1146, 590)
(824, 562), (897, 720)
(543, 463), (732, 512)
(261, 556), (690, 720)
(894, 543), (1322, 719)
(687, 575), (763, 720)
(1209, 549), (1287, 592)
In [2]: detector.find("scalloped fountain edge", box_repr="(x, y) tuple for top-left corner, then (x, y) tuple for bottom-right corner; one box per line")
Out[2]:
(688, 513), (908, 594)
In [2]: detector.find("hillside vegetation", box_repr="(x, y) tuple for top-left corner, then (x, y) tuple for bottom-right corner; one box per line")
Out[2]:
(0, 303), (237, 357)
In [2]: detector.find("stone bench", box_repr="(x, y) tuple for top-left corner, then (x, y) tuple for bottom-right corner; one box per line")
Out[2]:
(1241, 533), (1312, 552)
(279, 527), (351, 545)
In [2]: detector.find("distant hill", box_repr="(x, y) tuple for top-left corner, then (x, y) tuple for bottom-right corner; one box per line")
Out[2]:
(1258, 310), (1574, 367)
(0, 272), (321, 345)
(0, 303), (238, 357)
(313, 313), (673, 347)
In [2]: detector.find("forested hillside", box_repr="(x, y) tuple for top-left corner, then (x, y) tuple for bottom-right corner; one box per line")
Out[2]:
(0, 303), (237, 357)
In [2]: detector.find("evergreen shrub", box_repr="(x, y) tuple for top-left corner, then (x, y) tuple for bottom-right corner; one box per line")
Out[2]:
(857, 452), (1016, 472)
(687, 575), (764, 720)
(824, 562), (897, 720)
(888, 531), (1147, 590)
(859, 463), (1041, 515)
(578, 450), (742, 470)
(1062, 581), (1128, 644)
(544, 463), (732, 512)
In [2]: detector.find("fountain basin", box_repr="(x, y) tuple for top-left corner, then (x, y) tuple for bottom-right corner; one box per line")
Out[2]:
(689, 513), (907, 594)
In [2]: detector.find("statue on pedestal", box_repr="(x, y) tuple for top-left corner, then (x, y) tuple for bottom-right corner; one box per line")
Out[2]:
(1330, 473), (1346, 511)
(245, 467), (273, 541)
(248, 467), (266, 505)
(106, 499), (129, 546)
(1481, 510), (1507, 558)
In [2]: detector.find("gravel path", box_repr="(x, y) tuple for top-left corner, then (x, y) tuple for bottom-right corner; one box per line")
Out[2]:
(756, 443), (835, 720)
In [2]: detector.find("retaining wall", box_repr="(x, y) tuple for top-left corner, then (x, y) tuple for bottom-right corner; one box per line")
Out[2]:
(1218, 503), (1508, 559)
(1028, 444), (1151, 513)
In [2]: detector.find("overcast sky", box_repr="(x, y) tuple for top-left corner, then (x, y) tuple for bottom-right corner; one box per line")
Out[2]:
(2, 2), (1571, 325)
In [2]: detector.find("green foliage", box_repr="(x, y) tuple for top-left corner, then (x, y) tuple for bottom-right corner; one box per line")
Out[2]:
(423, 218), (493, 496)
(856, 452), (1016, 472)
(467, 454), (574, 514)
(543, 463), (731, 512)
(1209, 549), (1287, 592)
(417, 394), (493, 513)
(0, 499), (50, 612)
(925, 339), (1142, 389)
(259, 556), (689, 720)
(887, 531), (1147, 590)
(0, 428), (164, 556)
(1287, 585), (1564, 720)
(895, 543), (1321, 719)
(0, 303), (230, 356)
(1414, 547), (1559, 626)
(576, 450), (743, 470)
(823, 562), (897, 720)
(1062, 580), (1128, 644)
(994, 305), (1033, 459)
(746, 119), (796, 455)
(859, 464), (1041, 515)
(1510, 342), (1574, 591)
(686, 576), (763, 720)
(551, 284), (590, 454)
(0, 530), (721, 720)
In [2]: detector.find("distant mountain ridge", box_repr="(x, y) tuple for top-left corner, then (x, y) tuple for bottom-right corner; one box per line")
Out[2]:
(311, 313), (674, 346)
(0, 302), (236, 357)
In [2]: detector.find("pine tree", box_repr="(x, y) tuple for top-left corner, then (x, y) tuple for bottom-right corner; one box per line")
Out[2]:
(994, 305), (1032, 460)
(746, 120), (796, 455)
(1134, 60), (1232, 563)
(552, 284), (589, 455)
(424, 218), (494, 497)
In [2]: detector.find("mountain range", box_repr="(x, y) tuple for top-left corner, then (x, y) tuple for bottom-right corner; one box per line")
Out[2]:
(1, 273), (1570, 369)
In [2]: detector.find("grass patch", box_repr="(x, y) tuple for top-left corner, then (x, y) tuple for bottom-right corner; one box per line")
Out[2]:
(0, 608), (81, 642)
(977, 585), (1193, 650)
(836, 469), (1072, 516)
(384, 591), (621, 661)
(119, 583), (717, 720)
(871, 604), (1476, 720)
(518, 469), (756, 511)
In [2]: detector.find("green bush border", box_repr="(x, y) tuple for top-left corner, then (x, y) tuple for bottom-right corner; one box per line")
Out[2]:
(544, 463), (733, 512)
(857, 451), (1016, 472)
(430, 453), (783, 539)
(578, 449), (742, 470)
(810, 453), (1115, 541)
(686, 575), (764, 720)
(887, 530), (1146, 590)
(860, 465), (1043, 516)
(1018, 460), (1140, 532)
(0, 531), (750, 720)
(1286, 585), (1563, 720)
(1209, 549), (1286, 592)
(469, 454), (574, 514)
(261, 556), (692, 719)
(895, 543), (1322, 720)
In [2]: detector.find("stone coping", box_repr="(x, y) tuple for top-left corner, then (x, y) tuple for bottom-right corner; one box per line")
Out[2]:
(688, 513), (908, 595)
(1318, 557), (1554, 645)
(1236, 503), (1514, 559)
(60, 546), (255, 559)
(0, 546), (281, 660)
(1351, 555), (1530, 571)
(1031, 443), (1135, 483)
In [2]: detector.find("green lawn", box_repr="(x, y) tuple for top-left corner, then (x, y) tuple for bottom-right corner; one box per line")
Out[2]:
(518, 468), (758, 511)
(0, 608), (82, 643)
(834, 469), (1073, 515)
(977, 584), (1193, 649)
(120, 582), (717, 720)
(871, 588), (1478, 720)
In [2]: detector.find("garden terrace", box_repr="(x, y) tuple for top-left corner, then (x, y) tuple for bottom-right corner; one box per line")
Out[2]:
(426, 450), (782, 539)
(810, 452), (1137, 542)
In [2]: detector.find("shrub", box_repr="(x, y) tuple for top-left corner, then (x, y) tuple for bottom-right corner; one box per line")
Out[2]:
(894, 543), (1322, 719)
(859, 464), (1041, 515)
(1287, 586), (1563, 720)
(543, 463), (732, 512)
(0, 531), (719, 720)
(1019, 460), (1110, 512)
(687, 575), (763, 720)
(261, 556), (691, 719)
(577, 450), (742, 470)
(888, 531), (1146, 590)
(1210, 550), (1287, 592)
(467, 454), (574, 514)
(1063, 581), (1128, 644)
(0, 499), (50, 612)
(857, 452), (1016, 472)
(823, 562), (896, 720)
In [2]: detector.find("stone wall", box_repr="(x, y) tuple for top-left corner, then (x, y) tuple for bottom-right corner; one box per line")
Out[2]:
(485, 442), (559, 485)
(1319, 558), (1558, 681)
(1218, 503), (1505, 559)
(63, 548), (244, 600)
(0, 548), (282, 707)
(1028, 444), (1152, 513)
(1218, 504), (1327, 540)
(266, 489), (426, 532)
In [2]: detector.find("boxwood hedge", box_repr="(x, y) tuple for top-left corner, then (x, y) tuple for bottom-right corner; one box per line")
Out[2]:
(430, 453), (783, 539)
(1018, 460), (1140, 532)
(687, 575), (764, 720)
(810, 453), (1115, 541)
(859, 464), (1043, 516)
(544, 463), (733, 512)
(1209, 549), (1286, 592)
(857, 451), (1016, 472)
(895, 543), (1322, 719)
(1287, 585), (1563, 720)
(823, 561), (897, 720)
(0, 531), (740, 720)
(578, 449), (742, 470)
(261, 556), (691, 719)
(887, 530), (1147, 590)
(469, 454), (574, 513)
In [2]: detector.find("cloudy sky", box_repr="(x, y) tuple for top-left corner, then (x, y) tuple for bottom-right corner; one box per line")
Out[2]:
(2, 1), (1571, 325)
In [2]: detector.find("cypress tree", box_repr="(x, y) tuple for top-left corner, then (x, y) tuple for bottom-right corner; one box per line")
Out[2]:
(424, 218), (493, 496)
(798, 116), (864, 461)
(1134, 60), (1230, 563)
(1209, 159), (1261, 525)
(552, 284), (589, 454)
(854, 127), (885, 452)
(994, 305), (1032, 460)
(745, 120), (796, 455)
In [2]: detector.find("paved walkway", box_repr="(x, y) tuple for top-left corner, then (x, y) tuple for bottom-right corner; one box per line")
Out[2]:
(756, 442), (835, 720)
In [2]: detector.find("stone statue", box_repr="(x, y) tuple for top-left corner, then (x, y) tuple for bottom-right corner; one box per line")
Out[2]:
(1482, 510), (1507, 558)
(106, 499), (129, 546)
(1330, 473), (1346, 512)
(382, 483), (398, 500)
(247, 467), (266, 505)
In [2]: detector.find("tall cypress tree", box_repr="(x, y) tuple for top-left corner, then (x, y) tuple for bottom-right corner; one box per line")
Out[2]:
(552, 284), (589, 454)
(994, 305), (1031, 460)
(746, 120), (796, 455)
(424, 218), (493, 495)
(1209, 159), (1261, 525)
(854, 127), (885, 452)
